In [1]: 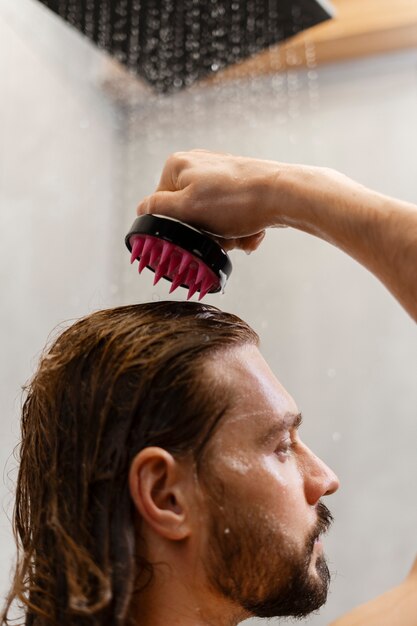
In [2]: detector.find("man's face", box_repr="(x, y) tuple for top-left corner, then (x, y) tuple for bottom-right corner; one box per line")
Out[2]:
(198, 344), (339, 619)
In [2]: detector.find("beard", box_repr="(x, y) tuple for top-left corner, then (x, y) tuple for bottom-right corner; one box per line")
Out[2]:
(203, 480), (333, 619)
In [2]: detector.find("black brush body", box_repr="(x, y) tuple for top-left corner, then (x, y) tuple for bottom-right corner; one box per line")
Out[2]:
(125, 214), (232, 300)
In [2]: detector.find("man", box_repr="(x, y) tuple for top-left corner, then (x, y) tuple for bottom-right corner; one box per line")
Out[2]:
(1, 301), (339, 626)
(2, 150), (415, 626)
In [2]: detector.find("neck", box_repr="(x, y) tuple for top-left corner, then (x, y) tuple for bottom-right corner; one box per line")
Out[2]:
(128, 540), (247, 626)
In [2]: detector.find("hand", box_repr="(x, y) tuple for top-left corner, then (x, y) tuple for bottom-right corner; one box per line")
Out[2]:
(136, 149), (287, 253)
(136, 149), (417, 321)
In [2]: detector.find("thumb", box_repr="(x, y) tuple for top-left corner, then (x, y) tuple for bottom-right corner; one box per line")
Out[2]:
(236, 230), (266, 253)
(136, 190), (187, 220)
(211, 231), (266, 253)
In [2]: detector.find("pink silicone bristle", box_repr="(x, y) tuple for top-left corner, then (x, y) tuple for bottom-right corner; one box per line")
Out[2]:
(198, 274), (216, 301)
(167, 251), (181, 276)
(194, 263), (208, 287)
(138, 236), (154, 273)
(185, 264), (197, 285)
(130, 236), (145, 264)
(153, 264), (164, 286)
(177, 251), (194, 277)
(184, 265), (198, 300)
(159, 240), (175, 267)
(189, 263), (215, 300)
(169, 270), (186, 294)
(132, 232), (220, 297)
(187, 280), (199, 300)
(152, 241), (174, 286)
(149, 240), (163, 267)
(153, 261), (169, 286)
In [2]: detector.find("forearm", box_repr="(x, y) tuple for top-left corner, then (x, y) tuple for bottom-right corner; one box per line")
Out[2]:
(267, 165), (417, 322)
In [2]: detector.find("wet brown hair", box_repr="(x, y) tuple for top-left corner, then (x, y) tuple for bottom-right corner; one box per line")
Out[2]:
(1, 301), (258, 626)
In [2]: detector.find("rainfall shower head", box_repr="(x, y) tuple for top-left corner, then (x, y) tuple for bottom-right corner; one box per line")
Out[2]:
(36, 0), (334, 92)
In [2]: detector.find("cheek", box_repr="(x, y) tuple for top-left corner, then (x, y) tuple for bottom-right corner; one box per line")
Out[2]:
(262, 453), (303, 491)
(259, 455), (310, 531)
(226, 453), (304, 509)
(211, 449), (308, 520)
(262, 454), (304, 492)
(209, 453), (314, 549)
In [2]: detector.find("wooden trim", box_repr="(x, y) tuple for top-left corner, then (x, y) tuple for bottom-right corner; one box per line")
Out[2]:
(206, 0), (417, 83)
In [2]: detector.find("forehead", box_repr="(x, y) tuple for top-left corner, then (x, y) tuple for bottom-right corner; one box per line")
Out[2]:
(210, 344), (299, 436)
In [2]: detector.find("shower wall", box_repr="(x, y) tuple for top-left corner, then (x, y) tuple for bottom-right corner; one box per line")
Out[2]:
(0, 0), (128, 610)
(1, 0), (416, 624)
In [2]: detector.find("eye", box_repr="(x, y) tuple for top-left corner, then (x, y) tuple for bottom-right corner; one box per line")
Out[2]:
(275, 437), (295, 462)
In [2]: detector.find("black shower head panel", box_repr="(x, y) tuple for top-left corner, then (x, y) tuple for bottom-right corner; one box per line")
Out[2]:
(37, 0), (334, 92)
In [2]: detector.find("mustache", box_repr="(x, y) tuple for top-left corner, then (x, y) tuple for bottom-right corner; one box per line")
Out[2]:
(306, 501), (334, 553)
(315, 501), (334, 537)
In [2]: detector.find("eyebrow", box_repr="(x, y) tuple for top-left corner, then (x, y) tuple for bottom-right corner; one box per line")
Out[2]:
(261, 412), (303, 445)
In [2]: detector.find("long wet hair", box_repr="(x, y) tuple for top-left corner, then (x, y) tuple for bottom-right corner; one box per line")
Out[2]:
(1, 301), (258, 626)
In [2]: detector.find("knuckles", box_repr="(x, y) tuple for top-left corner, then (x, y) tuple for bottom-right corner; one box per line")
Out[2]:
(145, 194), (159, 213)
(166, 151), (189, 170)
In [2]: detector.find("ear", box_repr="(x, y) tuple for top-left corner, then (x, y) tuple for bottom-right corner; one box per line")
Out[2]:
(128, 447), (192, 541)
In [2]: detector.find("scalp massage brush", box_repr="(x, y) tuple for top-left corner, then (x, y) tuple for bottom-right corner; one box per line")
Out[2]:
(125, 215), (233, 300)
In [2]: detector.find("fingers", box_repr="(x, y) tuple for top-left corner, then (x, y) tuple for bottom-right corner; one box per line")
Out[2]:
(136, 190), (267, 256)
(136, 190), (186, 220)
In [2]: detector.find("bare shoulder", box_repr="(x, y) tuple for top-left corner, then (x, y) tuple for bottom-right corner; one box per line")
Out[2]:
(330, 557), (417, 626)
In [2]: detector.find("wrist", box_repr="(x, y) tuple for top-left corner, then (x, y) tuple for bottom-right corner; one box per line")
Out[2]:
(261, 162), (331, 231)
(266, 163), (384, 250)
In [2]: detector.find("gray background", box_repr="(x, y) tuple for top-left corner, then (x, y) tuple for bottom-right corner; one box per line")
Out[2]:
(1, 0), (416, 624)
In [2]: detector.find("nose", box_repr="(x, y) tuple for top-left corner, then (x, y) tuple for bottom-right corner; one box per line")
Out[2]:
(302, 446), (340, 506)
